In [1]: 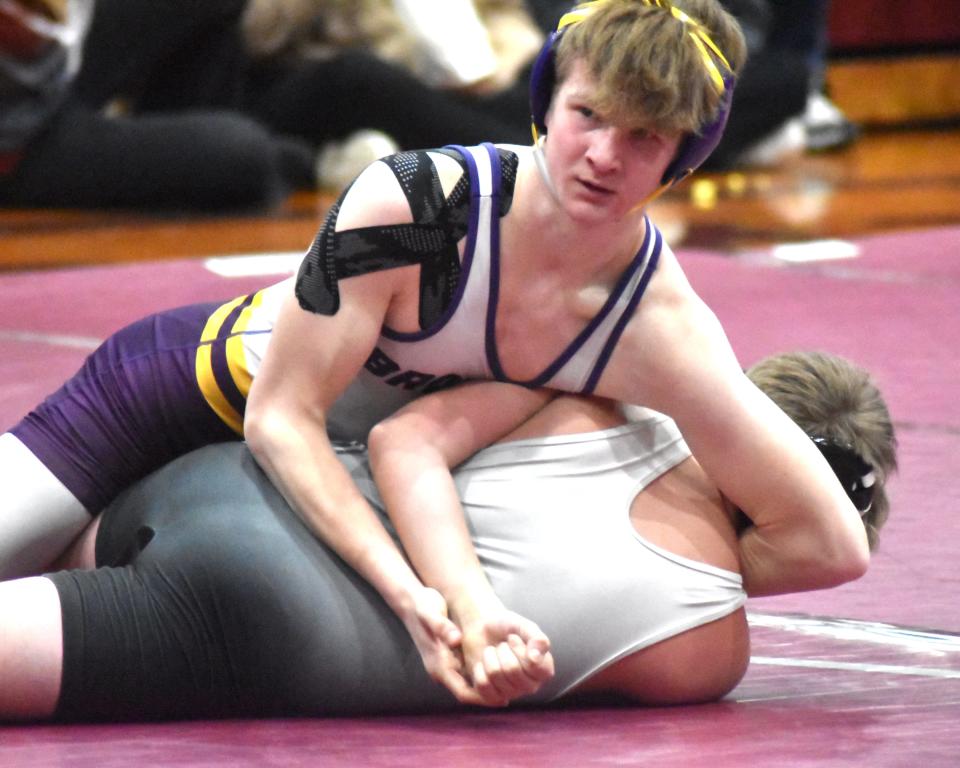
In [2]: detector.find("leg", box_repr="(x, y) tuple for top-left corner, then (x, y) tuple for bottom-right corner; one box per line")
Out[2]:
(702, 49), (809, 169)
(0, 434), (89, 580)
(0, 576), (63, 720)
(1, 303), (239, 577)
(75, 0), (249, 110)
(3, 444), (456, 722)
(765, 0), (858, 151)
(51, 514), (102, 572)
(766, 0), (832, 92)
(0, 102), (313, 211)
(244, 51), (530, 149)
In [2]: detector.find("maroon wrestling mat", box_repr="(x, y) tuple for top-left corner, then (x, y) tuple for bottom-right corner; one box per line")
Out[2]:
(1, 228), (958, 766)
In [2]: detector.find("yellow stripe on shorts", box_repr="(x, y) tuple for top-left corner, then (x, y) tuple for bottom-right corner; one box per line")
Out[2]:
(196, 295), (247, 435)
(225, 289), (265, 400)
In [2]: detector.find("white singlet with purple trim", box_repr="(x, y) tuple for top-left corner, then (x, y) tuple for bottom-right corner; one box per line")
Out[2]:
(239, 143), (664, 442)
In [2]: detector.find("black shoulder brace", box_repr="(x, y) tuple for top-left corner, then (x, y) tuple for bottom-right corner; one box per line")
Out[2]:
(295, 147), (517, 328)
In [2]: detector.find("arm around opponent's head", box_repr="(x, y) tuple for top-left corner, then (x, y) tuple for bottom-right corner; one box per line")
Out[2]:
(592, 253), (871, 597)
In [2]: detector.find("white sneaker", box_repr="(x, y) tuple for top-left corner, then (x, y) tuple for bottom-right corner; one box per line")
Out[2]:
(316, 130), (400, 192)
(736, 117), (807, 167)
(804, 93), (859, 151)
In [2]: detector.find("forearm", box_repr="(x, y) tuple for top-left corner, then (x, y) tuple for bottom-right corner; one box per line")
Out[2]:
(246, 410), (422, 617)
(371, 441), (501, 617)
(371, 430), (555, 702)
(638, 326), (869, 597)
(738, 516), (869, 597)
(368, 383), (552, 615)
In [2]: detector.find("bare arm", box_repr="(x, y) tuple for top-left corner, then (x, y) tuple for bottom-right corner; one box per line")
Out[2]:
(595, 258), (870, 597)
(368, 381), (556, 704)
(705, 372), (870, 597)
(246, 276), (420, 614)
(244, 162), (483, 703)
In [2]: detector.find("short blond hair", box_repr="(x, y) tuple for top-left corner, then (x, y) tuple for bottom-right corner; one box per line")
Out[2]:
(554, 0), (746, 136)
(746, 351), (898, 551)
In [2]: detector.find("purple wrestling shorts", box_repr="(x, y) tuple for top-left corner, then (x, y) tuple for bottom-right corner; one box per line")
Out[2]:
(12, 301), (242, 512)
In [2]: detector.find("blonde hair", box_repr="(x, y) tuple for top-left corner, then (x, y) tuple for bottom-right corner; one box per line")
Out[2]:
(746, 351), (898, 551)
(554, 0), (746, 135)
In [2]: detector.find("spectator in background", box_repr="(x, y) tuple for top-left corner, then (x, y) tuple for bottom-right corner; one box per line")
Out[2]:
(705, 0), (859, 167)
(0, 0), (316, 211)
(762, 0), (858, 152)
(241, 0), (544, 188)
(1, 0), (545, 210)
(700, 0), (812, 168)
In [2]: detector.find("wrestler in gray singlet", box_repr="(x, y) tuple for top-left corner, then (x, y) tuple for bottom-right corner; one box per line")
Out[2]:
(47, 409), (744, 721)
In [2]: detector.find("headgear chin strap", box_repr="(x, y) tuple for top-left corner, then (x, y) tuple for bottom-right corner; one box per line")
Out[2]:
(528, 0), (736, 187)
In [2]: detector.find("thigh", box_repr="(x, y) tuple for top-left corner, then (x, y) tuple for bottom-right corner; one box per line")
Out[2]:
(0, 102), (291, 210)
(246, 52), (527, 148)
(75, 0), (248, 108)
(0, 577), (63, 720)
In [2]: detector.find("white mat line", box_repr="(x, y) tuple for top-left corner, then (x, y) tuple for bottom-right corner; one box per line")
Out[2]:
(0, 330), (101, 350)
(771, 239), (861, 263)
(750, 656), (960, 679)
(748, 612), (960, 655)
(203, 252), (303, 277)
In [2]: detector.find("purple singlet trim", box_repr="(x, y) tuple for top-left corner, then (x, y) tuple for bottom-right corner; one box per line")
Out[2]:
(485, 215), (658, 390)
(582, 227), (662, 394)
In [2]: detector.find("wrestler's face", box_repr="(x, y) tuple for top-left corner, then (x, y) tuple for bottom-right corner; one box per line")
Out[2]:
(543, 61), (682, 222)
